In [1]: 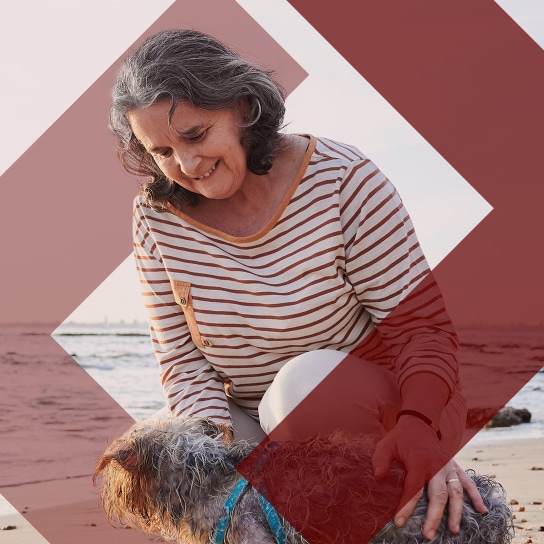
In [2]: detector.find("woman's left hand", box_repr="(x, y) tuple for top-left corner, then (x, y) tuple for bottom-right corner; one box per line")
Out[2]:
(395, 458), (488, 539)
(372, 417), (488, 540)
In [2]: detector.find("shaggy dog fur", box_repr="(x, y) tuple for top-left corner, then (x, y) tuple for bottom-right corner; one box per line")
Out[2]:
(94, 417), (514, 544)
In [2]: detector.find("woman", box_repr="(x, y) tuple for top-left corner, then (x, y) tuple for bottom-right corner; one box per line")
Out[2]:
(110, 29), (486, 540)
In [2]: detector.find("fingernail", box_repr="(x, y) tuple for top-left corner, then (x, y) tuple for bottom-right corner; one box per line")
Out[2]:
(394, 516), (405, 527)
(427, 530), (436, 540)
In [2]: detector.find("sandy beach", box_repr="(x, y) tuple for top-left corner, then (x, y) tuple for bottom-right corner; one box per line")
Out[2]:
(0, 324), (154, 544)
(455, 435), (544, 544)
(1, 433), (542, 543)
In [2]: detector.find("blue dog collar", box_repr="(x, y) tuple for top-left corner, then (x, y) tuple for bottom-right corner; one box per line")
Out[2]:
(212, 476), (287, 544)
(257, 490), (287, 544)
(212, 477), (248, 544)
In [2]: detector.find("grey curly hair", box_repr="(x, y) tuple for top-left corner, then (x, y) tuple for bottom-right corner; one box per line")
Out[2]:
(110, 29), (287, 209)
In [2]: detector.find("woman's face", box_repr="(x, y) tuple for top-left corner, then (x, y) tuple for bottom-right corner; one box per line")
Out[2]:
(128, 100), (249, 200)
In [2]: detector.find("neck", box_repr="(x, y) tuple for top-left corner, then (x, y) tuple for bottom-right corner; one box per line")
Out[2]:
(180, 133), (309, 238)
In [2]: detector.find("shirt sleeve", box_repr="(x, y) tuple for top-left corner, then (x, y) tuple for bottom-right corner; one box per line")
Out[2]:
(341, 159), (459, 396)
(132, 198), (232, 424)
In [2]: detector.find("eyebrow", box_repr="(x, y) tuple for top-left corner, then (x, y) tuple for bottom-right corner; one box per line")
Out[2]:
(148, 145), (169, 154)
(172, 123), (204, 138)
(143, 123), (205, 154)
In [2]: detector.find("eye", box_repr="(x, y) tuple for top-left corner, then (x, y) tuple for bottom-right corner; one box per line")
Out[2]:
(151, 148), (172, 160)
(186, 129), (208, 143)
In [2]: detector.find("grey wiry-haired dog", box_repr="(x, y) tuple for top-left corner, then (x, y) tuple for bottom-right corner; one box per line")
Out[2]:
(94, 417), (514, 544)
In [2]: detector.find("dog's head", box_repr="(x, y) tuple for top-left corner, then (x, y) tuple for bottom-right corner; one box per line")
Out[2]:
(93, 417), (252, 540)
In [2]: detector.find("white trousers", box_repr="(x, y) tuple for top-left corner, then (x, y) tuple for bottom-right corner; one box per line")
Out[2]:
(230, 349), (467, 453)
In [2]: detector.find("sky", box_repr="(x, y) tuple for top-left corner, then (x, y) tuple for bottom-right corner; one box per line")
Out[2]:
(1, 0), (542, 325)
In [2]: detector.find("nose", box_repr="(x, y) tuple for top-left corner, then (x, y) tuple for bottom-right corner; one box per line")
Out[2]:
(173, 144), (201, 178)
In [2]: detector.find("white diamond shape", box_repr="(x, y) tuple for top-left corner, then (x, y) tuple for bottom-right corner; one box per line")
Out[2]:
(0, 0), (174, 177)
(237, 0), (492, 269)
(494, 0), (544, 50)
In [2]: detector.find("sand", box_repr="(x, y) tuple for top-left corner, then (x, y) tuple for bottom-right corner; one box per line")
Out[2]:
(0, 433), (542, 544)
(0, 324), (157, 544)
(455, 435), (544, 544)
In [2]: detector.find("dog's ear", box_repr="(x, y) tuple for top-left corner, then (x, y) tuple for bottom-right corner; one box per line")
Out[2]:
(93, 439), (140, 482)
(113, 445), (140, 470)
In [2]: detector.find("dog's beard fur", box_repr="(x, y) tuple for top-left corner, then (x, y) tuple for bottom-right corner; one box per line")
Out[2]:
(94, 417), (514, 544)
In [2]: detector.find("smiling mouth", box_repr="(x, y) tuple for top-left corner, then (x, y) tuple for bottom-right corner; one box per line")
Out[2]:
(194, 161), (219, 181)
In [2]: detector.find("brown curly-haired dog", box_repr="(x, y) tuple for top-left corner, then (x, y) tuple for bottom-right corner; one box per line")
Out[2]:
(94, 417), (513, 544)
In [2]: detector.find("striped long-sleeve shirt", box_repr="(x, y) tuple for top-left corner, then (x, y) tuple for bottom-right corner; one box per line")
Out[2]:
(133, 136), (459, 425)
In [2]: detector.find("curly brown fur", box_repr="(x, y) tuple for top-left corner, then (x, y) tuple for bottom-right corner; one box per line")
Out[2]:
(94, 417), (514, 544)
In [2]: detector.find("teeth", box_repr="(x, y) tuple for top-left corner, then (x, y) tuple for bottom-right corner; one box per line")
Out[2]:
(203, 164), (217, 177)
(196, 163), (217, 180)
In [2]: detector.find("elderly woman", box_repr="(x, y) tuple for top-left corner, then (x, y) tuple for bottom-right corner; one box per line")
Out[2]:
(110, 29), (486, 540)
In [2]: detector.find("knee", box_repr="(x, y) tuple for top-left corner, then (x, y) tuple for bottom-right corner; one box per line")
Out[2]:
(274, 350), (347, 391)
(259, 350), (400, 437)
(259, 350), (345, 429)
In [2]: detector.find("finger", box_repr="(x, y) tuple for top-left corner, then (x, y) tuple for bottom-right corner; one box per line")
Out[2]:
(445, 476), (465, 534)
(396, 468), (427, 522)
(393, 487), (423, 527)
(422, 475), (450, 540)
(457, 468), (488, 514)
(371, 439), (395, 480)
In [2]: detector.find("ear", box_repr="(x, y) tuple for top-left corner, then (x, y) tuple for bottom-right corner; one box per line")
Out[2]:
(114, 446), (140, 470)
(234, 98), (255, 155)
(93, 440), (140, 482)
(235, 97), (253, 124)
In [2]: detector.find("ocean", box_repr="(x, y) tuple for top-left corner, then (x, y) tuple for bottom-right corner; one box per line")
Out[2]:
(51, 321), (166, 421)
(50, 321), (544, 441)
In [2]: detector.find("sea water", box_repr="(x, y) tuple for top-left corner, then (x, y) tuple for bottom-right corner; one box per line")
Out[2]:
(51, 321), (166, 421)
(49, 321), (544, 440)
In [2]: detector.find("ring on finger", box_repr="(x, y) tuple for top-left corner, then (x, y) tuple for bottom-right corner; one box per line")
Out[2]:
(446, 478), (460, 484)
